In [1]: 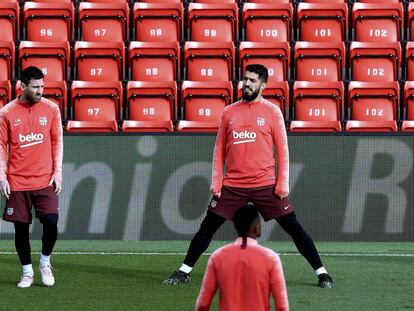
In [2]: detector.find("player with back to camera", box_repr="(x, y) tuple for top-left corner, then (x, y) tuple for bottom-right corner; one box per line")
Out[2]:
(163, 64), (334, 289)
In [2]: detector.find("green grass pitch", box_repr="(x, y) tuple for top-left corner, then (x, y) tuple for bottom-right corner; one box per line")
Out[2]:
(0, 241), (413, 311)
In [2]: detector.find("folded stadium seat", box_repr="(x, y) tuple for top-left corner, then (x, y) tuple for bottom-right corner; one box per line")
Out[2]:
(352, 3), (403, 42)
(15, 80), (67, 119)
(409, 3), (414, 42)
(238, 42), (290, 83)
(404, 42), (414, 81)
(294, 42), (345, 82)
(78, 3), (129, 42)
(188, 3), (238, 42)
(0, 2), (19, 41)
(66, 81), (122, 132)
(246, 0), (291, 3)
(74, 41), (125, 82)
(236, 81), (289, 119)
(402, 81), (414, 132)
(177, 81), (233, 132)
(192, 0), (237, 3)
(139, 0), (182, 3)
(350, 42), (401, 82)
(300, 0), (345, 2)
(122, 81), (177, 132)
(345, 81), (399, 132)
(129, 42), (180, 82)
(0, 41), (15, 81)
(297, 3), (348, 42)
(82, 0), (129, 2)
(23, 2), (74, 42)
(354, 0), (401, 3)
(184, 42), (235, 82)
(19, 41), (70, 82)
(29, 0), (72, 2)
(289, 81), (343, 132)
(242, 3), (293, 43)
(133, 3), (183, 42)
(0, 80), (11, 109)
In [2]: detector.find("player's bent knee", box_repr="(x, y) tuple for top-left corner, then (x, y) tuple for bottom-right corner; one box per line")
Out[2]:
(40, 213), (58, 225)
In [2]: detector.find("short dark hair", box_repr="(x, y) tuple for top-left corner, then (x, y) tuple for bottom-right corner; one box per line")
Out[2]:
(21, 66), (44, 86)
(233, 204), (260, 249)
(245, 64), (268, 83)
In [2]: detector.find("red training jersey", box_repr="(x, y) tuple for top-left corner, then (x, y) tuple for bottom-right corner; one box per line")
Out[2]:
(0, 97), (63, 191)
(195, 237), (289, 311)
(211, 98), (289, 195)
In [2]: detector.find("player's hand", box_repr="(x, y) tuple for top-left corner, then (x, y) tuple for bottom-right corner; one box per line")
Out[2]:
(210, 189), (221, 198)
(49, 176), (62, 195)
(275, 185), (289, 200)
(0, 179), (10, 199)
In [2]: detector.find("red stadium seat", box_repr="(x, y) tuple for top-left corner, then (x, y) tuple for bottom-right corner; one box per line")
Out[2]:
(290, 81), (343, 132)
(404, 42), (414, 81)
(239, 42), (290, 82)
(0, 41), (15, 81)
(345, 81), (399, 132)
(177, 81), (233, 132)
(350, 42), (401, 82)
(139, 0), (182, 3)
(297, 3), (348, 42)
(188, 3), (238, 42)
(402, 82), (414, 132)
(294, 42), (345, 82)
(237, 81), (289, 119)
(19, 41), (70, 82)
(193, 0), (237, 3)
(122, 81), (177, 132)
(29, 0), (72, 2)
(79, 3), (129, 42)
(15, 80), (67, 119)
(74, 41), (125, 82)
(0, 81), (11, 109)
(355, 0), (401, 3)
(23, 2), (74, 42)
(242, 3), (293, 42)
(81, 0), (129, 2)
(247, 0), (291, 3)
(352, 3), (403, 42)
(133, 3), (183, 42)
(301, 0), (345, 2)
(129, 42), (180, 82)
(184, 42), (235, 82)
(66, 81), (122, 132)
(408, 3), (414, 42)
(0, 2), (19, 41)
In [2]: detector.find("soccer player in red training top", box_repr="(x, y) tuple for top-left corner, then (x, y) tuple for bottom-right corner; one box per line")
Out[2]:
(164, 64), (334, 288)
(0, 66), (63, 288)
(196, 204), (289, 311)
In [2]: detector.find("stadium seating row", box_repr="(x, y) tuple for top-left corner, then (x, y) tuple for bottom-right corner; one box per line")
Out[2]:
(4, 40), (414, 82)
(1, 80), (413, 132)
(2, 1), (414, 43)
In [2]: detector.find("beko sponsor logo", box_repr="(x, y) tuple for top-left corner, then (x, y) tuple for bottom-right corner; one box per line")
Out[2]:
(19, 133), (44, 148)
(232, 130), (256, 144)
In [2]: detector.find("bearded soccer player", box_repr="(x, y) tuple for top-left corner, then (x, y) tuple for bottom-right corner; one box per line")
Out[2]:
(0, 66), (63, 288)
(164, 64), (334, 288)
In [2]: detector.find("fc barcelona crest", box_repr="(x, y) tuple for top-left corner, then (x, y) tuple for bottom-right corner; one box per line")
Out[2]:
(257, 117), (265, 126)
(39, 116), (48, 126)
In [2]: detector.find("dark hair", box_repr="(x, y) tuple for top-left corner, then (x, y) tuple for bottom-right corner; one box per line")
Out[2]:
(21, 66), (44, 86)
(233, 204), (260, 249)
(245, 64), (268, 83)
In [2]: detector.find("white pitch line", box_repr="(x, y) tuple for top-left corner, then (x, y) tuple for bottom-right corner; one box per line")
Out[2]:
(0, 252), (413, 257)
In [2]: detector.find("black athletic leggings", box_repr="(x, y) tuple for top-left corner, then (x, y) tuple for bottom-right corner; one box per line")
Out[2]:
(14, 216), (58, 265)
(183, 210), (323, 271)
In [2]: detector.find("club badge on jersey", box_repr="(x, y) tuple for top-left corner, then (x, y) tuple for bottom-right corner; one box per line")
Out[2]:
(39, 117), (48, 126)
(257, 117), (266, 127)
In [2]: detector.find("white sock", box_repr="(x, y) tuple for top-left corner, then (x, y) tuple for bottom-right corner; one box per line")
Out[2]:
(22, 264), (34, 277)
(179, 264), (193, 274)
(40, 254), (51, 267)
(315, 267), (328, 276)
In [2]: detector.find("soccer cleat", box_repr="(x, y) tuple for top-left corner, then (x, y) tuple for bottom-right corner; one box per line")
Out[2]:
(39, 264), (55, 287)
(318, 273), (334, 288)
(17, 275), (34, 288)
(162, 270), (191, 285)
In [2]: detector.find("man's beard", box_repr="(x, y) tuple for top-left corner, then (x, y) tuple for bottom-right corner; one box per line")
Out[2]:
(27, 94), (41, 104)
(242, 87), (260, 101)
